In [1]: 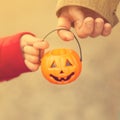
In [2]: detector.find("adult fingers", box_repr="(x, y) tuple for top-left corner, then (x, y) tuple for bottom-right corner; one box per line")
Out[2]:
(102, 23), (112, 36)
(90, 18), (104, 37)
(74, 17), (94, 38)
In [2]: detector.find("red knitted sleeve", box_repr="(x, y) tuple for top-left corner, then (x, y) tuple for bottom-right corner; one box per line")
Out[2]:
(0, 32), (35, 81)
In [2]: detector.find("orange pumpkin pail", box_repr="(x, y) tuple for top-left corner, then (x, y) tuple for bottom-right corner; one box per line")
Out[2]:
(40, 28), (82, 85)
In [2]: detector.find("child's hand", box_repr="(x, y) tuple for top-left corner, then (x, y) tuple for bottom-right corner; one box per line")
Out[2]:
(57, 6), (112, 41)
(20, 34), (49, 71)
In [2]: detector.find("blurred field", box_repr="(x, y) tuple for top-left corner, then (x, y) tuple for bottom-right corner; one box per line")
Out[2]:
(0, 1), (120, 120)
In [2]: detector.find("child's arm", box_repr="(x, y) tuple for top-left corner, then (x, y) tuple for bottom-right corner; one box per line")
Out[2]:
(0, 32), (49, 81)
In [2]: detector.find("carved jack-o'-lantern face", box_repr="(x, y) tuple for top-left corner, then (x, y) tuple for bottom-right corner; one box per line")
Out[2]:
(41, 48), (82, 85)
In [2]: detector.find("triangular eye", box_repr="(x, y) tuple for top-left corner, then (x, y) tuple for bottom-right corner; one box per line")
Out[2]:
(50, 61), (57, 68)
(66, 59), (72, 66)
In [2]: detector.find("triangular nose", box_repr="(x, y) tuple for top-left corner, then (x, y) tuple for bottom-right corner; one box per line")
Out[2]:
(60, 70), (64, 74)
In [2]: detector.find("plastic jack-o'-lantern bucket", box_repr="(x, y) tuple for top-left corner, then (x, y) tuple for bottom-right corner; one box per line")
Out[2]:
(40, 28), (82, 85)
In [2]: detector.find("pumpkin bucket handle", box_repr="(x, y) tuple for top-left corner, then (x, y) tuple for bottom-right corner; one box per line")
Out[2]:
(42, 28), (82, 61)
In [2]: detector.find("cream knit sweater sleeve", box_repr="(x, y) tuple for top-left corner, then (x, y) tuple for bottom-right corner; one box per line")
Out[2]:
(56, 0), (120, 26)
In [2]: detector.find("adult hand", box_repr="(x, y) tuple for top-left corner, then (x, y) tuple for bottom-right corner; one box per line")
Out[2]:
(57, 6), (112, 41)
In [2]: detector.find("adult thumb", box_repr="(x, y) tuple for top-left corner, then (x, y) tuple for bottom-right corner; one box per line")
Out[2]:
(57, 16), (74, 41)
(57, 6), (85, 40)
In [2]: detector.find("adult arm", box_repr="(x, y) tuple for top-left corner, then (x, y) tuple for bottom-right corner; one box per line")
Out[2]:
(56, 0), (120, 26)
(56, 0), (120, 40)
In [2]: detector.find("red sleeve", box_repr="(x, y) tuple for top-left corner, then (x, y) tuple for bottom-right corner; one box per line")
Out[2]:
(0, 32), (34, 81)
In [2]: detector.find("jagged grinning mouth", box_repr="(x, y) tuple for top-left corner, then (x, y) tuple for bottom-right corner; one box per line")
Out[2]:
(50, 72), (74, 81)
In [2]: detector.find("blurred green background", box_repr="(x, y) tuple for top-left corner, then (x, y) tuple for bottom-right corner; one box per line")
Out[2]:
(0, 0), (120, 120)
